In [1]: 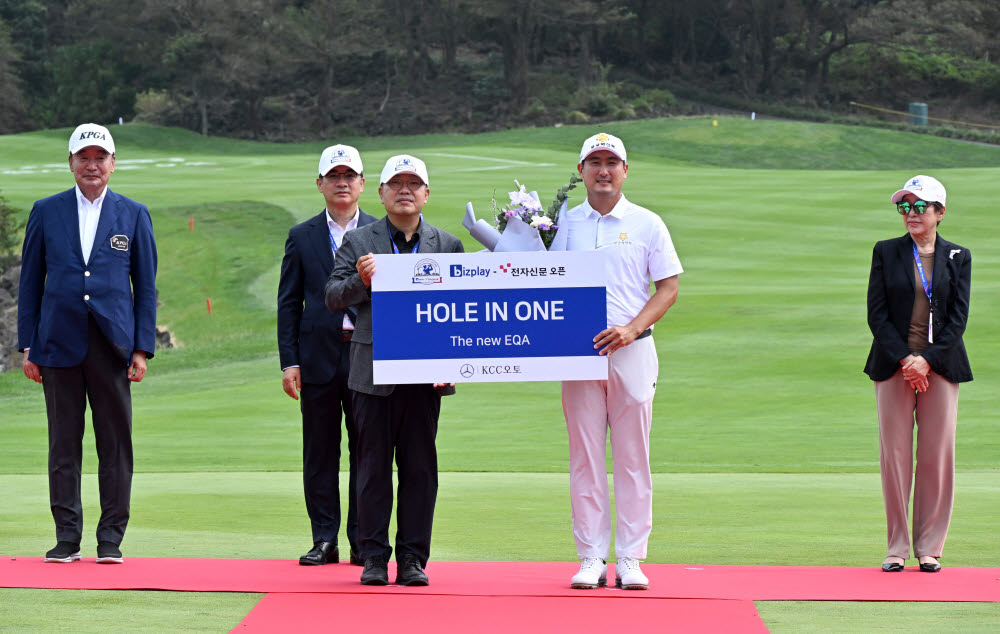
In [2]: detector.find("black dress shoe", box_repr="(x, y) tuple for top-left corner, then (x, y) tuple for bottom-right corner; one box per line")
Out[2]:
(919, 561), (942, 573)
(360, 555), (389, 585)
(349, 549), (364, 566)
(395, 554), (429, 586)
(881, 562), (904, 572)
(299, 541), (338, 566)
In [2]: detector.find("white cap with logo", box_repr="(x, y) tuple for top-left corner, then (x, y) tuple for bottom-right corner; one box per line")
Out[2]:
(579, 132), (626, 164)
(69, 123), (115, 155)
(891, 175), (946, 206)
(380, 154), (429, 187)
(318, 144), (363, 176)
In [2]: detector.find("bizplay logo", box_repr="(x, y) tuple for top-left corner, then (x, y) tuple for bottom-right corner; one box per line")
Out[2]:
(450, 264), (491, 278)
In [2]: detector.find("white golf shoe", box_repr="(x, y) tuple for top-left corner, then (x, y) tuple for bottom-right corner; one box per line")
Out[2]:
(570, 557), (607, 589)
(615, 557), (649, 590)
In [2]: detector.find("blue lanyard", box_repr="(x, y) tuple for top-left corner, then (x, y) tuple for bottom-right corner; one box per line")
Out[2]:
(912, 242), (934, 344)
(388, 217), (419, 254)
(329, 229), (338, 254)
(912, 242), (932, 302)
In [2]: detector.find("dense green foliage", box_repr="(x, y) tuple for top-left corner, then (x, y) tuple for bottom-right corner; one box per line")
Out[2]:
(0, 0), (997, 139)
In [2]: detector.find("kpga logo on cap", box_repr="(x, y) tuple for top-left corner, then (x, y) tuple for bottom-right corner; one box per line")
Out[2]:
(69, 123), (115, 155)
(579, 132), (626, 163)
(318, 144), (363, 176)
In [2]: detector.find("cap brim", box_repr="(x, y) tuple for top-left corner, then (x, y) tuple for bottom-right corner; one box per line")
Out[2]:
(381, 169), (426, 184)
(320, 162), (361, 176)
(890, 189), (912, 204)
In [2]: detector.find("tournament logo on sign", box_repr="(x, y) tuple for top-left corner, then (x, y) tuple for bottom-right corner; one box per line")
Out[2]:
(110, 235), (129, 251)
(412, 258), (442, 284)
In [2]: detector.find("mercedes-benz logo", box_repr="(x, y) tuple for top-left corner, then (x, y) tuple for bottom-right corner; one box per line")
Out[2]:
(460, 364), (475, 378)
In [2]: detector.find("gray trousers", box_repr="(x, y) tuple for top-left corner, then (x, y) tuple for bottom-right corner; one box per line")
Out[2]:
(874, 369), (958, 560)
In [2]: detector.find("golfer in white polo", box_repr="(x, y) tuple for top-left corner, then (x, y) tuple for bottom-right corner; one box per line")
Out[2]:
(556, 132), (683, 590)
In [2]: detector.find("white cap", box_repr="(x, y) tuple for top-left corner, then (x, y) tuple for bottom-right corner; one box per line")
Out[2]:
(379, 154), (429, 187)
(579, 132), (626, 164)
(318, 144), (363, 176)
(69, 123), (115, 155)
(891, 175), (946, 206)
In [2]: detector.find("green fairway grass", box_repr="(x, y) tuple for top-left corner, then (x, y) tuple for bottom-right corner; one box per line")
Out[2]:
(1, 118), (997, 632)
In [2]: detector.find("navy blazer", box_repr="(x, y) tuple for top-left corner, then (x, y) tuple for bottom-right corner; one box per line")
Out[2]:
(18, 188), (158, 367)
(864, 233), (972, 383)
(277, 208), (377, 384)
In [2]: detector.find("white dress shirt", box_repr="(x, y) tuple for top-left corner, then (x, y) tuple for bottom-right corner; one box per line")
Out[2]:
(76, 184), (108, 263)
(327, 209), (360, 330)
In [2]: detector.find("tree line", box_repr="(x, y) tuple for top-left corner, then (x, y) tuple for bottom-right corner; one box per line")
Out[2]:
(0, 0), (997, 139)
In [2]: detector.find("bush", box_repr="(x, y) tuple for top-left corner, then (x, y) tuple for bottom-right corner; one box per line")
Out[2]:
(614, 106), (636, 120)
(0, 194), (23, 274)
(565, 110), (590, 124)
(631, 96), (652, 114)
(521, 99), (547, 121)
(646, 88), (677, 110)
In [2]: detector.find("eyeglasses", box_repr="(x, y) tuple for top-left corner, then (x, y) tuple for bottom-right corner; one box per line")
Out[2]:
(384, 179), (425, 191)
(324, 171), (360, 183)
(896, 201), (930, 215)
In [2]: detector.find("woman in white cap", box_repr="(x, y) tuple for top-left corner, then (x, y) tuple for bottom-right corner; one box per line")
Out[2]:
(864, 175), (972, 573)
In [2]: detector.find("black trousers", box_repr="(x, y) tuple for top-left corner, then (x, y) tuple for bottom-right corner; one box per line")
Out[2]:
(353, 385), (441, 567)
(40, 313), (132, 545)
(300, 347), (358, 551)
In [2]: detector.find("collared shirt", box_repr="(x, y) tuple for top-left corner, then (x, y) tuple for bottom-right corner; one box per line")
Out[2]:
(76, 184), (108, 263)
(387, 217), (421, 253)
(559, 194), (683, 328)
(327, 208), (360, 330)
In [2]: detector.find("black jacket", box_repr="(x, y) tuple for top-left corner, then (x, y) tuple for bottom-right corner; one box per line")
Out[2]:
(277, 209), (377, 383)
(864, 233), (972, 383)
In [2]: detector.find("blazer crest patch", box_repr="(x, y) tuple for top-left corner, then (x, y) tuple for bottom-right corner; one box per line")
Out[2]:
(110, 235), (129, 251)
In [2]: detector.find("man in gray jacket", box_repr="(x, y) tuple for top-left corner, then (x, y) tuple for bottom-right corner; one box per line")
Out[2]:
(325, 154), (463, 587)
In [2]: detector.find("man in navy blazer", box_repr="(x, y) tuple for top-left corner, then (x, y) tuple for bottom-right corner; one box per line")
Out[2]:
(17, 123), (158, 565)
(278, 145), (376, 566)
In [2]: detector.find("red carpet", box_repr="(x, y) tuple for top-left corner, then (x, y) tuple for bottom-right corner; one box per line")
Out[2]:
(234, 594), (768, 633)
(2, 557), (997, 602)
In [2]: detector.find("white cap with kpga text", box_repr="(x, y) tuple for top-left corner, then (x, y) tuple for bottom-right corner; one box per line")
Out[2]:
(69, 123), (115, 155)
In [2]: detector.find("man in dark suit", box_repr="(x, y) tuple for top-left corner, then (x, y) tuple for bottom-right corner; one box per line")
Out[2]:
(278, 144), (377, 566)
(18, 123), (158, 565)
(325, 154), (463, 586)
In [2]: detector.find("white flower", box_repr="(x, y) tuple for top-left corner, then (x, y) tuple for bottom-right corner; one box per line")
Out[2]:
(530, 215), (554, 228)
(509, 183), (542, 212)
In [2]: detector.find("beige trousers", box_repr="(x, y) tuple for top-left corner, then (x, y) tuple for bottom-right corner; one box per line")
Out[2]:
(874, 369), (959, 560)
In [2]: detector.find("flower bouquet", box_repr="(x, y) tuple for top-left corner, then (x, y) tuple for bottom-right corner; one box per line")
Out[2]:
(463, 175), (582, 252)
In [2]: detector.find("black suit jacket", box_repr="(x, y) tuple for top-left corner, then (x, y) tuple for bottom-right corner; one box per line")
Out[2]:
(324, 217), (465, 396)
(864, 233), (972, 383)
(277, 208), (377, 384)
